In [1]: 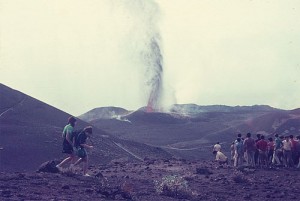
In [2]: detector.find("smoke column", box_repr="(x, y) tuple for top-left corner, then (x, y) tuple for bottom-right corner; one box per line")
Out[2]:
(113, 0), (164, 112)
(144, 36), (163, 112)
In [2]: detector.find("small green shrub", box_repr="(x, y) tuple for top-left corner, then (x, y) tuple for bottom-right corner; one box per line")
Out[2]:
(154, 175), (192, 199)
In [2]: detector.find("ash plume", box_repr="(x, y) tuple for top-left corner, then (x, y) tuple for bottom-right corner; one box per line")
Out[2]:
(144, 36), (163, 112)
(113, 0), (164, 112)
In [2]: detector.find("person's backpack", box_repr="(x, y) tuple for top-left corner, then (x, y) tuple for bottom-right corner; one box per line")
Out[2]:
(71, 129), (83, 145)
(73, 129), (87, 148)
(236, 142), (243, 154)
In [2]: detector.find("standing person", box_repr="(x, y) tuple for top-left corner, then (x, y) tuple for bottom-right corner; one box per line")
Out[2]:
(73, 126), (94, 176)
(290, 135), (298, 165)
(230, 141), (235, 165)
(235, 133), (247, 163)
(254, 134), (261, 166)
(56, 116), (77, 171)
(256, 135), (268, 167)
(267, 137), (274, 165)
(296, 136), (300, 169)
(234, 138), (244, 167)
(279, 136), (285, 162)
(213, 142), (222, 152)
(272, 134), (283, 165)
(282, 136), (293, 167)
(234, 133), (243, 143)
(243, 133), (256, 167)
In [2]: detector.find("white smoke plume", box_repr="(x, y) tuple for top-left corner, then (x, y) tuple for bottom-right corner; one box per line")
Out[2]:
(111, 0), (164, 112)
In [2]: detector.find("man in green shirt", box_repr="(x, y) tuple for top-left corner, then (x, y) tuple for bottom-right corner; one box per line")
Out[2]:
(56, 116), (77, 171)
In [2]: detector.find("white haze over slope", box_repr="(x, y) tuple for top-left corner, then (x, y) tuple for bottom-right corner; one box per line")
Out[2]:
(0, 0), (300, 115)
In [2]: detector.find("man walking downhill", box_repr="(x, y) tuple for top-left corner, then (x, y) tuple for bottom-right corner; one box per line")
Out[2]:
(72, 126), (94, 176)
(56, 116), (77, 171)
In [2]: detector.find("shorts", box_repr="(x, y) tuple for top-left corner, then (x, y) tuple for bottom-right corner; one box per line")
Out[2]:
(76, 147), (87, 158)
(62, 140), (73, 154)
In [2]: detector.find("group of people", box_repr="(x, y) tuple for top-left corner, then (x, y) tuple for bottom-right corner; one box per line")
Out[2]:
(56, 116), (94, 176)
(57, 117), (300, 174)
(213, 133), (300, 169)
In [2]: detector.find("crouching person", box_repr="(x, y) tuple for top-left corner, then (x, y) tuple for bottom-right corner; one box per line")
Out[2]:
(213, 150), (228, 165)
(73, 126), (94, 176)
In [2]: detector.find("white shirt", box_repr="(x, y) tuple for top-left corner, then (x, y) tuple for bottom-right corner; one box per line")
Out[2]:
(216, 151), (227, 162)
(282, 139), (292, 151)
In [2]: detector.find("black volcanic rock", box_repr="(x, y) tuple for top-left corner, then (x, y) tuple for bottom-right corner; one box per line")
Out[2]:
(196, 167), (213, 175)
(1, 159), (300, 201)
(37, 160), (60, 173)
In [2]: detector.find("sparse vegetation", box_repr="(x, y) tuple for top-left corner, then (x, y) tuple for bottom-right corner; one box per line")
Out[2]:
(154, 174), (193, 199)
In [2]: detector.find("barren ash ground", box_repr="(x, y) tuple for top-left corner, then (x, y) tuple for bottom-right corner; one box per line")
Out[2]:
(1, 158), (300, 201)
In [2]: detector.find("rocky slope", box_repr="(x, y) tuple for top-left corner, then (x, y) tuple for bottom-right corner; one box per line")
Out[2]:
(0, 84), (171, 172)
(1, 158), (300, 201)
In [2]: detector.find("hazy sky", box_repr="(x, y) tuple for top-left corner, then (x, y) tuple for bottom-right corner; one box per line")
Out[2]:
(1, 0), (300, 116)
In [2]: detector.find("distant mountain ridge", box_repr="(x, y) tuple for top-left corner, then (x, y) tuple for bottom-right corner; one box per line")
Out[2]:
(78, 104), (279, 123)
(78, 106), (129, 122)
(82, 103), (300, 161)
(169, 104), (278, 116)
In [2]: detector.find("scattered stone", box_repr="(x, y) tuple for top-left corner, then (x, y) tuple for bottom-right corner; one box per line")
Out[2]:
(2, 190), (11, 196)
(37, 160), (60, 173)
(243, 194), (252, 200)
(62, 185), (70, 190)
(237, 166), (256, 174)
(85, 188), (94, 193)
(1, 158), (300, 200)
(18, 173), (26, 178)
(196, 168), (213, 175)
(95, 172), (104, 178)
